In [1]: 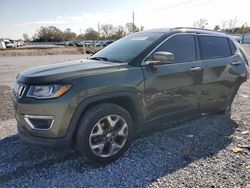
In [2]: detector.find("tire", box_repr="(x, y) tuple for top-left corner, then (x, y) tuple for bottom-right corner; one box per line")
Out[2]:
(76, 103), (134, 165)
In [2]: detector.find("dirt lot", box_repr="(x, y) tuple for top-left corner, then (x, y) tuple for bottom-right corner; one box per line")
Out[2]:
(0, 49), (249, 187)
(0, 46), (100, 57)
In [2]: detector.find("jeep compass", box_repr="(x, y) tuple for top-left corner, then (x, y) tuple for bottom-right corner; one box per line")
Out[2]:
(12, 28), (249, 164)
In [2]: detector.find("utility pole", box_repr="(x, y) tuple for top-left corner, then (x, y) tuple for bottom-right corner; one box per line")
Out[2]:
(132, 11), (135, 33)
(97, 21), (100, 39)
(98, 21), (100, 33)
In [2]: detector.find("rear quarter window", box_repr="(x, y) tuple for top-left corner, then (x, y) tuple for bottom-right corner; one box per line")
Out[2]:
(228, 38), (237, 54)
(198, 36), (232, 60)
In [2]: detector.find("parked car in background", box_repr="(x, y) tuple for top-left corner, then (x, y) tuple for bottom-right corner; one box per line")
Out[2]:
(9, 39), (18, 48)
(84, 40), (93, 47)
(0, 40), (6, 49)
(62, 41), (71, 46)
(17, 40), (25, 46)
(103, 40), (113, 47)
(0, 39), (25, 48)
(4, 39), (15, 48)
(94, 41), (103, 47)
(75, 41), (83, 47)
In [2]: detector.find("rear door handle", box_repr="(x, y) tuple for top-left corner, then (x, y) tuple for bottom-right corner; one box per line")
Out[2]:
(189, 67), (202, 73)
(231, 61), (242, 66)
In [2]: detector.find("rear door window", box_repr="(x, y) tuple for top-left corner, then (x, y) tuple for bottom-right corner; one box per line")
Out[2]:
(155, 34), (196, 63)
(198, 36), (232, 59)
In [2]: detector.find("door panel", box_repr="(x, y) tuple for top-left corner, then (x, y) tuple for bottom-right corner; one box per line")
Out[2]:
(198, 35), (246, 112)
(200, 55), (245, 112)
(142, 62), (202, 119)
(142, 33), (203, 120)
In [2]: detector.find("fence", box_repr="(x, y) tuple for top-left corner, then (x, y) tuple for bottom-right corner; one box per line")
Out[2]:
(25, 42), (58, 45)
(231, 34), (250, 44)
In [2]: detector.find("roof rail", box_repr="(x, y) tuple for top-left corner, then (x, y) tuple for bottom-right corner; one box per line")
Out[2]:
(173, 27), (224, 33)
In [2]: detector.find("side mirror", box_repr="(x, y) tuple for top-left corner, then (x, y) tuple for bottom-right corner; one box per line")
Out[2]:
(145, 51), (175, 65)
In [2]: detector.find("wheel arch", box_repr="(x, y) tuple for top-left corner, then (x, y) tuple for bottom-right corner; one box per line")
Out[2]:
(66, 92), (145, 146)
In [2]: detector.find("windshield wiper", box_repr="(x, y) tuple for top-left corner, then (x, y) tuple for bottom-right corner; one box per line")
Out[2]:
(89, 57), (108, 61)
(88, 56), (122, 63)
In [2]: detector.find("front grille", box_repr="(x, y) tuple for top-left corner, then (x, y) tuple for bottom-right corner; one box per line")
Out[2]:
(13, 82), (26, 99)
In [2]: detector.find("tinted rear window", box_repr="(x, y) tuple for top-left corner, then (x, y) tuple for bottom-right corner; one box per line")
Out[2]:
(198, 36), (232, 60)
(156, 35), (196, 63)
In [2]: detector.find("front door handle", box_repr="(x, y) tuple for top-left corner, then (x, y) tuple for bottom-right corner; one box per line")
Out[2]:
(189, 67), (202, 73)
(231, 61), (242, 66)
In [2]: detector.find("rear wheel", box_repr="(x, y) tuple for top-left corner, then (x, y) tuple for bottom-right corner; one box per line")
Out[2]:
(76, 103), (134, 164)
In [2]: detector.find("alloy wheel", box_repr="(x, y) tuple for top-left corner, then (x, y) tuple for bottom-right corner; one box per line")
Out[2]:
(89, 115), (128, 158)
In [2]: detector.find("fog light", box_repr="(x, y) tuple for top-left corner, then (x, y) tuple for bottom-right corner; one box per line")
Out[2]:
(24, 115), (54, 131)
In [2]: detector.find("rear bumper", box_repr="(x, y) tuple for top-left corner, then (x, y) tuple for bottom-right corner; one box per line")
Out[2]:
(17, 123), (71, 150)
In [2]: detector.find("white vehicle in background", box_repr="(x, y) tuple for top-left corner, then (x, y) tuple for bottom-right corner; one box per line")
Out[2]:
(0, 40), (6, 49)
(16, 40), (21, 47)
(4, 39), (15, 48)
(17, 40), (25, 47)
(9, 39), (18, 47)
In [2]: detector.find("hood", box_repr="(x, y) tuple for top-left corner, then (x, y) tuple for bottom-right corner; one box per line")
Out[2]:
(18, 59), (121, 84)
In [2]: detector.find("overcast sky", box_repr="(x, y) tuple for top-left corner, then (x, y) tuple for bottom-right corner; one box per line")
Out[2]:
(0, 0), (250, 39)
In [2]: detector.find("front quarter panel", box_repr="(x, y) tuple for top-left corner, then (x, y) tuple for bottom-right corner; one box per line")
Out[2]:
(13, 65), (146, 138)
(69, 65), (144, 98)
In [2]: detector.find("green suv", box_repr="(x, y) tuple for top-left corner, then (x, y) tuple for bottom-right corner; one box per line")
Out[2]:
(13, 28), (249, 164)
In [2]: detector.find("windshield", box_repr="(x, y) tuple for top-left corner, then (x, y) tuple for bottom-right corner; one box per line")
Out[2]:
(90, 32), (164, 63)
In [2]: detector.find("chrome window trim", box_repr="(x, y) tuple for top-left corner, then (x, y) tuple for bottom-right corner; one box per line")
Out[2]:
(141, 32), (197, 66)
(23, 115), (54, 131)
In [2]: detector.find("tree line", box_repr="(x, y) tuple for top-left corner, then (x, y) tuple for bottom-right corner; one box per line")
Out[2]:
(193, 18), (250, 34)
(23, 23), (144, 42)
(23, 18), (250, 42)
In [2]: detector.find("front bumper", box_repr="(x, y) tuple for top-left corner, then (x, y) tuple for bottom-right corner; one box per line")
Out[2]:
(17, 123), (71, 149)
(12, 93), (75, 138)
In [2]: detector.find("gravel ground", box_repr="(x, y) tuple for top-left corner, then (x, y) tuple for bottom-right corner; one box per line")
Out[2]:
(0, 50), (249, 187)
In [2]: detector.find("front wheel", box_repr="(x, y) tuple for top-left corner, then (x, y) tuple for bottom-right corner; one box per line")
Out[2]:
(76, 103), (134, 164)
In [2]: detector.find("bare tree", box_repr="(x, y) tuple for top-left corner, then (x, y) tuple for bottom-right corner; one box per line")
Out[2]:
(214, 25), (220, 31)
(125, 23), (143, 33)
(33, 26), (63, 42)
(63, 28), (77, 41)
(221, 20), (227, 30)
(228, 17), (238, 30)
(112, 25), (126, 39)
(101, 24), (114, 38)
(193, 18), (208, 29)
(84, 28), (99, 40)
(23, 33), (30, 42)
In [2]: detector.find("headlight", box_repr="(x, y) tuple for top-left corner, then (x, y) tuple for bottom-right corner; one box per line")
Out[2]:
(27, 84), (71, 99)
